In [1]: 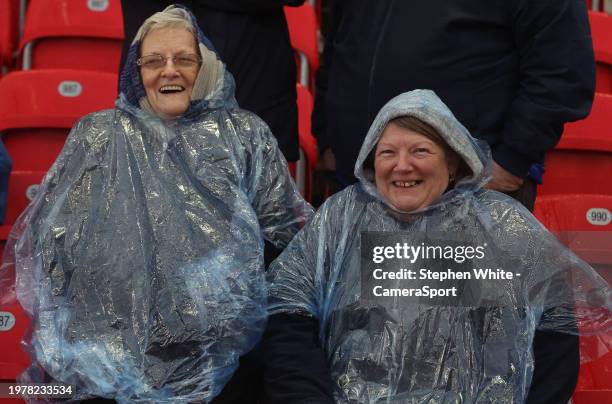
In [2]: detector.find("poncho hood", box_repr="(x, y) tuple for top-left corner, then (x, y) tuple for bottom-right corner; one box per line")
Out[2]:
(118, 4), (237, 120)
(355, 90), (492, 215)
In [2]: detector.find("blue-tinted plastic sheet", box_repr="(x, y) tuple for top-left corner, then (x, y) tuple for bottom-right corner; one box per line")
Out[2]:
(0, 5), (312, 402)
(268, 90), (611, 403)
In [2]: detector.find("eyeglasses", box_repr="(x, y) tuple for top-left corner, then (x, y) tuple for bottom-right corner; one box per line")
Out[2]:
(137, 53), (201, 70)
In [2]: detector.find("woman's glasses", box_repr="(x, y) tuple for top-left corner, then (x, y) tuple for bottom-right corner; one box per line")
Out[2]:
(137, 54), (201, 70)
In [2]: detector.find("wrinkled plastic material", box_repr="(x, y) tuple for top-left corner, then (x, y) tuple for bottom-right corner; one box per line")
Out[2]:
(0, 6), (312, 403)
(268, 90), (611, 403)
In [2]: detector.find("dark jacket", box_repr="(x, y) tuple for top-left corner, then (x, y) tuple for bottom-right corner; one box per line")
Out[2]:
(121, 0), (303, 161)
(313, 0), (595, 182)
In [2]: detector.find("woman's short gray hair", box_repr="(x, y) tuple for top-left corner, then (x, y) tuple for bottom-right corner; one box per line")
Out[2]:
(135, 5), (197, 46)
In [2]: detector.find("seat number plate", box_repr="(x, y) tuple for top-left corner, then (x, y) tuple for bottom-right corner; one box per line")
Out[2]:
(0, 312), (16, 331)
(58, 81), (82, 97)
(586, 208), (611, 226)
(87, 0), (109, 12)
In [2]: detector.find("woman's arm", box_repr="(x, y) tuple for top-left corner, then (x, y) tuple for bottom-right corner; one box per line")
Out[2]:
(263, 200), (341, 403)
(246, 120), (314, 250)
(263, 313), (335, 404)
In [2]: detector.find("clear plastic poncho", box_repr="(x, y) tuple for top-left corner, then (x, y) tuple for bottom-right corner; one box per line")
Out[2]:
(0, 5), (312, 403)
(268, 90), (611, 403)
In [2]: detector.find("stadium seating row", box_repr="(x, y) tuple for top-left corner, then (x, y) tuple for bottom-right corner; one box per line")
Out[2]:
(535, 13), (612, 401)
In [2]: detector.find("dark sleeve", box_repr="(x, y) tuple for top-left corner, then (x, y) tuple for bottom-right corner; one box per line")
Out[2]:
(527, 271), (580, 404)
(495, 0), (595, 176)
(263, 313), (335, 404)
(193, 0), (305, 13)
(311, 0), (344, 152)
(526, 329), (580, 404)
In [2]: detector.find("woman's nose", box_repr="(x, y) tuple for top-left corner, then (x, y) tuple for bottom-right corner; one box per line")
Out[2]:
(161, 59), (180, 76)
(393, 151), (413, 172)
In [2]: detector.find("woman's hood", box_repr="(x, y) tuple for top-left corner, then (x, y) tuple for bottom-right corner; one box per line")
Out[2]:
(117, 4), (237, 120)
(354, 89), (492, 214)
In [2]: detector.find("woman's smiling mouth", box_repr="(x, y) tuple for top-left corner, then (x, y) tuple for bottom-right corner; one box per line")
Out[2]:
(159, 85), (185, 93)
(392, 180), (423, 188)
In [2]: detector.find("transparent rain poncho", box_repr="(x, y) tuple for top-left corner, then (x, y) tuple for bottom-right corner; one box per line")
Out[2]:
(268, 90), (610, 403)
(0, 5), (312, 403)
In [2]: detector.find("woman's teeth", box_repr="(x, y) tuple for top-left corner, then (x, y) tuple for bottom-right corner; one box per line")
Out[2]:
(159, 85), (184, 93)
(393, 180), (421, 188)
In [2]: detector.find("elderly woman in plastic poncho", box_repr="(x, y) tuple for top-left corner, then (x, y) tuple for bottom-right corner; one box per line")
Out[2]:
(0, 5), (312, 403)
(265, 90), (610, 403)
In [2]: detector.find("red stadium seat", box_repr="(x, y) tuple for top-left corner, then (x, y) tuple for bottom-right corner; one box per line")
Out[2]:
(0, 0), (21, 75)
(0, 299), (31, 382)
(0, 69), (117, 383)
(0, 224), (31, 383)
(534, 194), (612, 270)
(0, 69), (118, 223)
(4, 171), (45, 226)
(313, 0), (322, 25)
(285, 3), (319, 91)
(296, 84), (317, 202)
(589, 11), (612, 94)
(534, 194), (612, 402)
(573, 390), (612, 404)
(539, 93), (612, 196)
(19, 0), (124, 72)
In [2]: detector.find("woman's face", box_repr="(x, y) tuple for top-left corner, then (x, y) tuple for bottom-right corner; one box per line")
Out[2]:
(374, 122), (453, 212)
(140, 28), (199, 119)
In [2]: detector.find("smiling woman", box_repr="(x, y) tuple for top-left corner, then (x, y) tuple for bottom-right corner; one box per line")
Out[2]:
(138, 27), (199, 119)
(373, 117), (460, 212)
(264, 90), (610, 403)
(1, 4), (312, 403)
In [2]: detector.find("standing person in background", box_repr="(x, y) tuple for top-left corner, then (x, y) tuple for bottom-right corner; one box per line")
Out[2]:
(121, 0), (303, 163)
(313, 0), (595, 211)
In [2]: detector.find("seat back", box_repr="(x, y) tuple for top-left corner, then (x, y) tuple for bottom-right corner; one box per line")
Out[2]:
(0, 69), (119, 133)
(0, 69), (118, 224)
(534, 194), (612, 269)
(0, 0), (20, 74)
(19, 0), (124, 72)
(539, 93), (612, 196)
(573, 390), (612, 404)
(534, 194), (612, 398)
(285, 3), (319, 90)
(589, 11), (612, 94)
(0, 223), (31, 382)
(0, 69), (117, 381)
